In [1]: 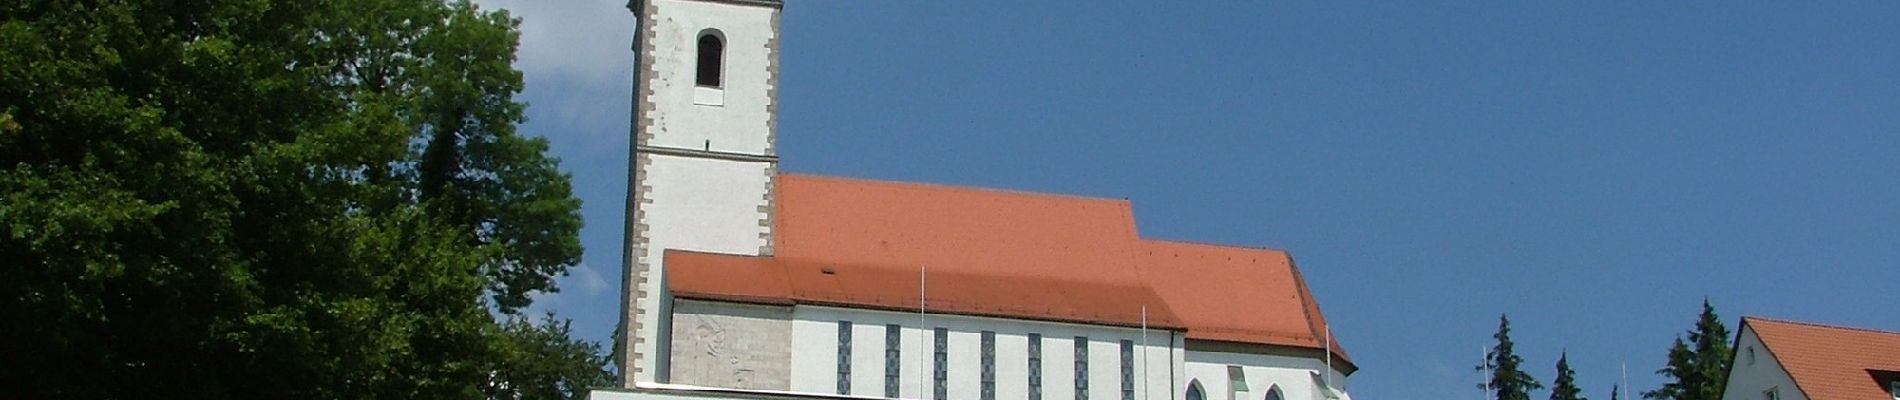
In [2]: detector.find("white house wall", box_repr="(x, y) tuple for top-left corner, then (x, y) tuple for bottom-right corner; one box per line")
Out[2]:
(1720, 327), (1806, 400)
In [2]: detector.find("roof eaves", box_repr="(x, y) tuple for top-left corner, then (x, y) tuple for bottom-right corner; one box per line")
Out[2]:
(674, 292), (796, 306)
(1184, 337), (1360, 374)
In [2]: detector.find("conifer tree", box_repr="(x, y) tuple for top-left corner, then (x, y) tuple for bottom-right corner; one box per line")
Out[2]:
(1480, 314), (1545, 400)
(1611, 385), (1621, 400)
(1642, 300), (1733, 400)
(1551, 352), (1586, 400)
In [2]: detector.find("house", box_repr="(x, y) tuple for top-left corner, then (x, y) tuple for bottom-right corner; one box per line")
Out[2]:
(1720, 317), (1900, 400)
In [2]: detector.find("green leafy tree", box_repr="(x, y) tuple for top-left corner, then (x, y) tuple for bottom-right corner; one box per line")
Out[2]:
(489, 314), (617, 399)
(1550, 352), (1586, 400)
(1480, 314), (1545, 400)
(0, 0), (600, 398)
(1642, 300), (1733, 400)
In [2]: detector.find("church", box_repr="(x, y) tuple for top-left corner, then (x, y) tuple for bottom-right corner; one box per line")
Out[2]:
(596, 1), (1358, 400)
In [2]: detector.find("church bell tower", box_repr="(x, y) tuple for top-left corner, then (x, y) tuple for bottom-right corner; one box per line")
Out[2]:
(620, 0), (781, 385)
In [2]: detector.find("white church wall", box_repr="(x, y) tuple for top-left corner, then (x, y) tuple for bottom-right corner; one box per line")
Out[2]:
(789, 305), (1182, 400)
(1719, 327), (1805, 400)
(640, 155), (771, 256)
(639, 0), (777, 156)
(1184, 348), (1349, 400)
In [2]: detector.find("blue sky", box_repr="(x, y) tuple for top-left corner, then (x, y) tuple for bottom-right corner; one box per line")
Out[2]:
(475, 1), (1900, 399)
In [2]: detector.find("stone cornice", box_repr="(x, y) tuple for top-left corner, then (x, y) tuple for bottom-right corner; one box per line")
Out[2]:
(637, 145), (779, 163)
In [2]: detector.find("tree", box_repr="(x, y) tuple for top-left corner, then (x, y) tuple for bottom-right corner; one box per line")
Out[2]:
(1645, 338), (1696, 400)
(1642, 300), (1734, 400)
(1480, 314), (1545, 400)
(1611, 385), (1621, 400)
(488, 314), (617, 400)
(0, 0), (602, 398)
(1550, 352), (1586, 400)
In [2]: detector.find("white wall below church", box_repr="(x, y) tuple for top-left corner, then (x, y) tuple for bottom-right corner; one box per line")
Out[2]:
(1719, 327), (1805, 400)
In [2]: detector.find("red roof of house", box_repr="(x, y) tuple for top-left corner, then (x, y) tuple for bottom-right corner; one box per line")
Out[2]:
(1744, 317), (1900, 400)
(665, 173), (1352, 368)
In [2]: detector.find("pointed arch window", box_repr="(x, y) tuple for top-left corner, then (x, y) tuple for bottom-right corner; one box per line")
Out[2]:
(1186, 380), (1206, 400)
(1264, 384), (1284, 400)
(696, 31), (724, 87)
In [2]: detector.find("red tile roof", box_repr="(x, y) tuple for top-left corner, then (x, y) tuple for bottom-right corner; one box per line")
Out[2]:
(1137, 240), (1348, 360)
(1744, 317), (1900, 400)
(667, 250), (1186, 330)
(665, 173), (1351, 368)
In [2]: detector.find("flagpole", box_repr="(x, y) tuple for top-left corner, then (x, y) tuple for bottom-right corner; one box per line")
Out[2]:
(1483, 346), (1492, 400)
(1323, 325), (1333, 391)
(918, 264), (926, 399)
(1622, 362), (1629, 400)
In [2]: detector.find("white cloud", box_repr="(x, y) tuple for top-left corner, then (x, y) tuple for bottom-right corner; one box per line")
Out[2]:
(473, 0), (633, 86)
(568, 262), (612, 296)
(521, 262), (612, 316)
(470, 0), (636, 153)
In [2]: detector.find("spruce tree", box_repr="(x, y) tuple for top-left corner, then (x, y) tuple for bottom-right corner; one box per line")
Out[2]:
(1551, 352), (1586, 400)
(1687, 300), (1733, 400)
(1480, 315), (1545, 400)
(1611, 385), (1621, 400)
(1646, 338), (1696, 400)
(1642, 300), (1733, 400)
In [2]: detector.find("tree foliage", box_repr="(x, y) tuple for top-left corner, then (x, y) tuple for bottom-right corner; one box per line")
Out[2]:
(0, 0), (601, 398)
(491, 314), (617, 399)
(1480, 314), (1545, 400)
(1642, 300), (1733, 400)
(1550, 352), (1586, 400)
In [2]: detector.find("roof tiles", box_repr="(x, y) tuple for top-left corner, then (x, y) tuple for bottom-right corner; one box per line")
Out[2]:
(665, 173), (1350, 366)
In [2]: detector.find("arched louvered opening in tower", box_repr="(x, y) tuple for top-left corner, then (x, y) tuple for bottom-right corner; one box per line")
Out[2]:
(696, 31), (724, 87)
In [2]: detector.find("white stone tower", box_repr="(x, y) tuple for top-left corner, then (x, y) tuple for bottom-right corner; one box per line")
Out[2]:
(619, 0), (781, 386)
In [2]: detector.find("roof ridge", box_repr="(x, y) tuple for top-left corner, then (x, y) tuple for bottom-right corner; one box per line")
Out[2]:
(779, 172), (1133, 205)
(1141, 237), (1289, 253)
(1746, 315), (1900, 336)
